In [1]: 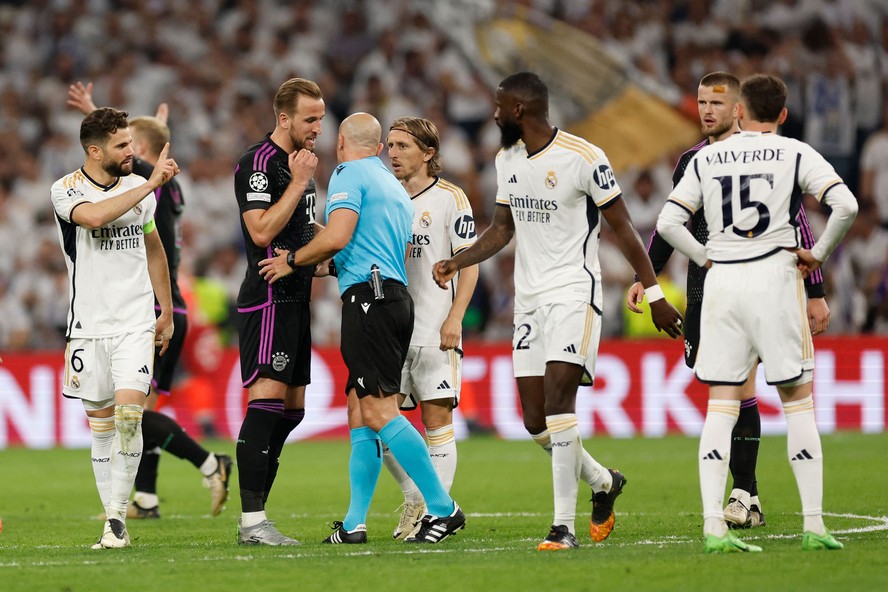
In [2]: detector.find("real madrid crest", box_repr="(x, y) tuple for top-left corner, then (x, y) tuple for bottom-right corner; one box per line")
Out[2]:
(545, 171), (557, 189)
(420, 211), (432, 228)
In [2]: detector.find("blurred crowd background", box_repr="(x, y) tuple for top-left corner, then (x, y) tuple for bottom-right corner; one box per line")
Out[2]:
(2, 0), (888, 358)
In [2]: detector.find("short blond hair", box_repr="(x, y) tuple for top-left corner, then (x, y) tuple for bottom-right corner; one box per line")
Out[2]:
(274, 78), (323, 118)
(128, 116), (170, 155)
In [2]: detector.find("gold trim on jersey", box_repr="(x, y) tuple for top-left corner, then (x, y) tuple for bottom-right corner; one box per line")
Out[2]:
(795, 268), (814, 360)
(579, 304), (596, 357)
(438, 178), (471, 210)
(814, 180), (843, 203)
(448, 349), (459, 396)
(62, 170), (87, 189)
(666, 196), (698, 213)
(551, 132), (601, 163)
(452, 244), (472, 254)
(596, 190), (621, 208)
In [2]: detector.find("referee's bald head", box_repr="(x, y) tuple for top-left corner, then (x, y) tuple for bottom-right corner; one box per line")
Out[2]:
(340, 113), (382, 150)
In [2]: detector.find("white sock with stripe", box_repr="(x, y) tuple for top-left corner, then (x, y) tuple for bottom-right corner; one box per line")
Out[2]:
(88, 416), (115, 514)
(108, 405), (143, 522)
(427, 424), (457, 493)
(532, 429), (610, 493)
(783, 395), (825, 535)
(546, 414), (582, 535)
(699, 399), (740, 537)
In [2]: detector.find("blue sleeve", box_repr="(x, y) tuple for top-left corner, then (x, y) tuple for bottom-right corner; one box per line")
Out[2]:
(325, 163), (363, 218)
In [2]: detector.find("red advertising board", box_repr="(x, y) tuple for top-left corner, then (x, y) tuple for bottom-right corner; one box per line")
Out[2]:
(1, 337), (885, 448)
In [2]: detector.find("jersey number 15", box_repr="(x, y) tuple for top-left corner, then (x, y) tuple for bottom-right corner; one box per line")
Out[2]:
(716, 173), (773, 238)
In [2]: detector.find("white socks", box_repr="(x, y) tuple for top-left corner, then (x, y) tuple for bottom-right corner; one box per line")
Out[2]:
(784, 396), (825, 535)
(199, 452), (220, 478)
(546, 414), (583, 535)
(382, 423), (458, 505)
(532, 427), (610, 493)
(426, 424), (457, 493)
(240, 510), (267, 528)
(88, 416), (115, 514)
(382, 445), (424, 506)
(108, 405), (143, 522)
(699, 399), (740, 537)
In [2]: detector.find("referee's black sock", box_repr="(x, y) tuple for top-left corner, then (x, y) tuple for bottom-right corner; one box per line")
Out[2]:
(730, 398), (761, 496)
(237, 398), (284, 512)
(263, 408), (305, 504)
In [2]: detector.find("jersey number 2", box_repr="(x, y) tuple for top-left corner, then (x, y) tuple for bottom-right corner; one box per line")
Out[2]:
(716, 173), (773, 238)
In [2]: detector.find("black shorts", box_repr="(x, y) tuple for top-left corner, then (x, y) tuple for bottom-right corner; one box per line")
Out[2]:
(237, 301), (311, 388)
(341, 280), (413, 398)
(152, 311), (188, 394)
(683, 303), (702, 368)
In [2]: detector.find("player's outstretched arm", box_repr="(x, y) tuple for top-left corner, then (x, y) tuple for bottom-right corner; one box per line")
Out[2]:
(604, 198), (683, 338)
(259, 208), (357, 284)
(434, 205), (513, 289)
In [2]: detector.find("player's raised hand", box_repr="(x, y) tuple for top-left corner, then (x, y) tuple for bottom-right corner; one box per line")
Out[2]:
(289, 149), (318, 187)
(67, 81), (97, 114)
(626, 281), (645, 314)
(433, 260), (458, 290)
(150, 143), (180, 188)
(649, 298), (684, 339)
(154, 102), (169, 124)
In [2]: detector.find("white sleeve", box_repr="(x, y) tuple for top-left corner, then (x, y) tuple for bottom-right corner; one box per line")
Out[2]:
(50, 179), (88, 223)
(657, 201), (709, 267)
(810, 183), (858, 262)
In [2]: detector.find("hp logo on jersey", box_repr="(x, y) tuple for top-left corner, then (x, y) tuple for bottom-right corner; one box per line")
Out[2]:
(593, 165), (616, 190)
(454, 215), (476, 239)
(249, 172), (269, 192)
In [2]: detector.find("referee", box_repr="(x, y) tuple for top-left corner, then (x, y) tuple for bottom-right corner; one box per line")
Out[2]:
(260, 112), (465, 545)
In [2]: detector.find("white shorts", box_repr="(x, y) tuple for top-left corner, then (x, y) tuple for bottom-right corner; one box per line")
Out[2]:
(62, 329), (155, 404)
(512, 301), (601, 383)
(399, 345), (461, 410)
(695, 250), (814, 385)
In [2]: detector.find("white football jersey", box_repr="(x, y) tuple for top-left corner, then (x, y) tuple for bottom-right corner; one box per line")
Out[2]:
(51, 168), (157, 339)
(668, 131), (844, 262)
(406, 177), (476, 346)
(495, 129), (621, 312)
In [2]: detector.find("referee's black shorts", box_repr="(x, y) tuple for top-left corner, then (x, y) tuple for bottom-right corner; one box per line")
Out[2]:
(340, 280), (413, 398)
(683, 302), (702, 369)
(152, 310), (188, 395)
(237, 301), (312, 388)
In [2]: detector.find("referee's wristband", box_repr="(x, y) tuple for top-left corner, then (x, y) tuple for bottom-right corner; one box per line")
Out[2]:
(644, 284), (665, 303)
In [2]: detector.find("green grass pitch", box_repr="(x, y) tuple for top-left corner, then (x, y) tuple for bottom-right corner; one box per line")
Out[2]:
(1, 433), (886, 591)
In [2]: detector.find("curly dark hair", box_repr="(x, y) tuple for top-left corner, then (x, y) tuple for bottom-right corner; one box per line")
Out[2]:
(79, 107), (129, 153)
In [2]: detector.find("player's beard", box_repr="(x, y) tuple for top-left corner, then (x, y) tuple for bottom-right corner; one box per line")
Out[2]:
(103, 158), (133, 178)
(702, 119), (732, 139)
(290, 129), (316, 153)
(498, 120), (523, 149)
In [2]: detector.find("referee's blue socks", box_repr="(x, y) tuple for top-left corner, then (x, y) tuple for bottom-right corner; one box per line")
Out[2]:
(343, 427), (383, 531)
(378, 415), (454, 518)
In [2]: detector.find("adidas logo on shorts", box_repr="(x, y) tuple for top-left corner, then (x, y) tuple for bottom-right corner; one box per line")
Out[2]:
(436, 380), (451, 390)
(138, 365), (150, 375)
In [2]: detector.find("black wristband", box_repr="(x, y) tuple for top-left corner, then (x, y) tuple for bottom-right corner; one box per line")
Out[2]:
(286, 251), (298, 270)
(328, 260), (337, 277)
